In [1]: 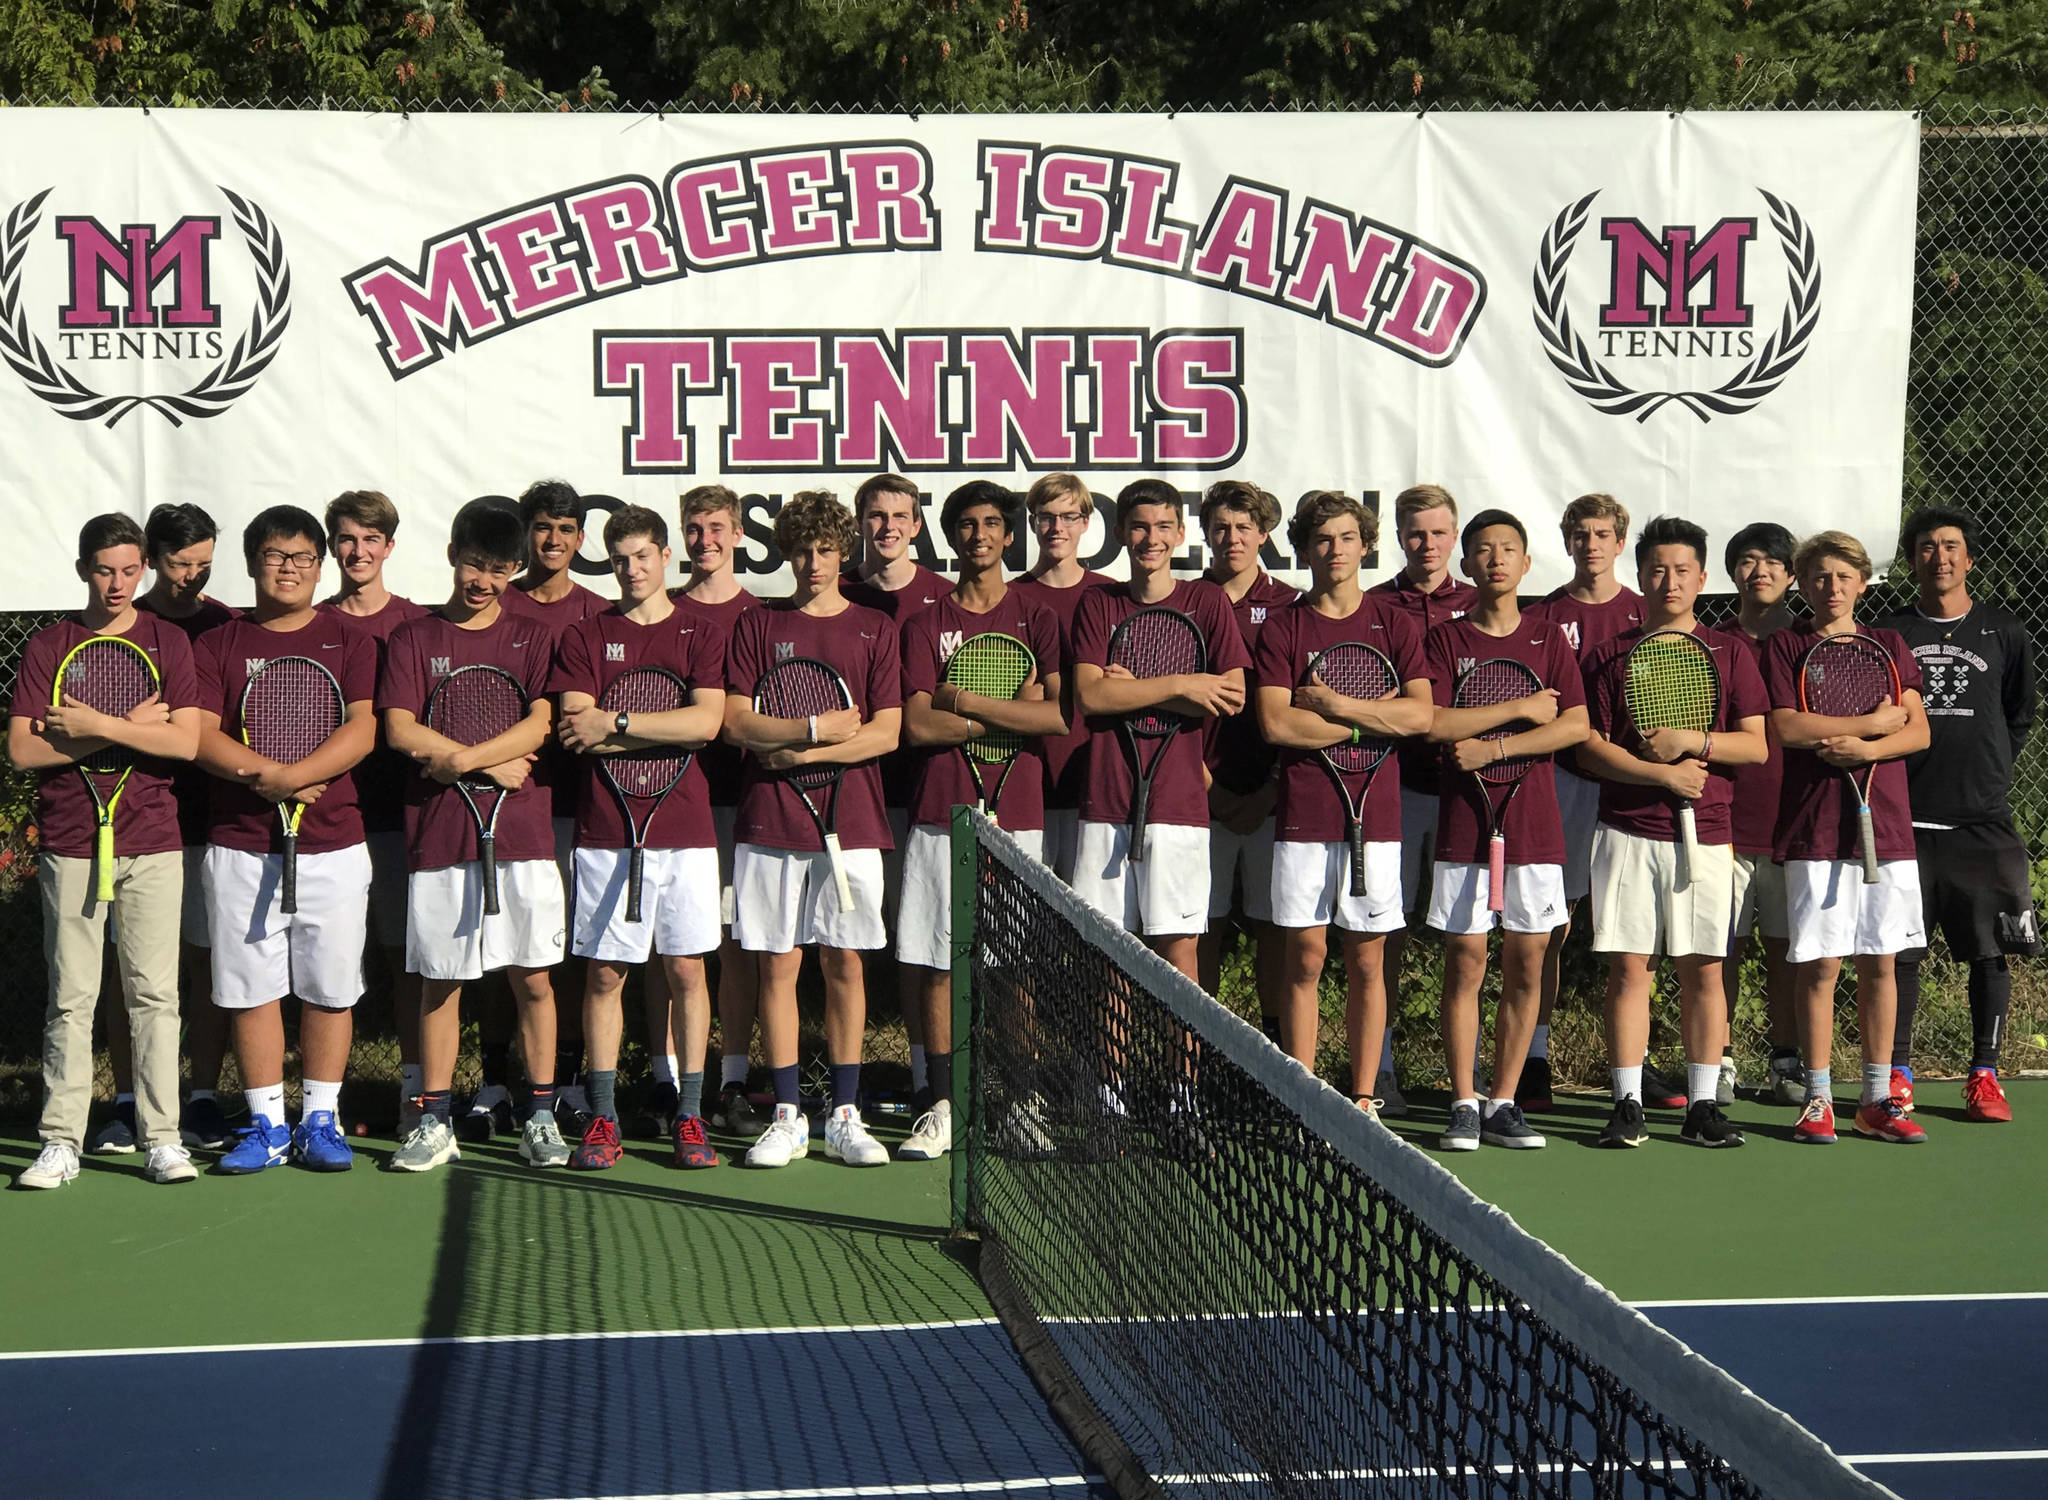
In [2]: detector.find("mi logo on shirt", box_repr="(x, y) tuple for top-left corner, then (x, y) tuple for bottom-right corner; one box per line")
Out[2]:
(1456, 657), (1476, 676)
(430, 656), (451, 677)
(775, 641), (795, 661)
(939, 629), (964, 661)
(1251, 607), (1269, 624)
(605, 642), (626, 662)
(244, 657), (268, 676)
(1558, 621), (1582, 651)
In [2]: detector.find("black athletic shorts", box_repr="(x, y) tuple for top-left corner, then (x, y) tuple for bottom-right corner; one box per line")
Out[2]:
(1903, 821), (2042, 963)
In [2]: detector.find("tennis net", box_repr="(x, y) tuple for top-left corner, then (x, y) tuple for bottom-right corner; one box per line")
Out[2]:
(946, 809), (1897, 1500)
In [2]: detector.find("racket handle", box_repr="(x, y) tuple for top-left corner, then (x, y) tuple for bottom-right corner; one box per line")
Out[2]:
(280, 831), (299, 916)
(1127, 784), (1150, 864)
(625, 845), (645, 923)
(1677, 807), (1700, 893)
(825, 834), (856, 914)
(1488, 835), (1506, 914)
(479, 834), (501, 917)
(95, 821), (116, 904)
(1859, 807), (1880, 885)
(1347, 818), (1368, 899)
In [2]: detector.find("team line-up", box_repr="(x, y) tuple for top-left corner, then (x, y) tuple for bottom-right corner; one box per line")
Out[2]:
(6, 472), (2035, 1188)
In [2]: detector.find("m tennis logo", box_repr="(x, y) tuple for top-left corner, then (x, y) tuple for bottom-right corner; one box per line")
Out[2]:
(1251, 607), (1268, 624)
(939, 629), (964, 660)
(1558, 621), (1582, 651)
(1457, 657), (1476, 677)
(775, 641), (795, 661)
(244, 658), (267, 677)
(605, 642), (626, 662)
(430, 656), (451, 677)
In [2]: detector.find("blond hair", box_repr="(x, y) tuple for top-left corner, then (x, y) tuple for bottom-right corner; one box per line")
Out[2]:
(1025, 472), (1095, 519)
(326, 489), (400, 539)
(1560, 492), (1630, 542)
(1393, 483), (1457, 525)
(1287, 490), (1376, 557)
(1792, 529), (1874, 581)
(679, 483), (742, 526)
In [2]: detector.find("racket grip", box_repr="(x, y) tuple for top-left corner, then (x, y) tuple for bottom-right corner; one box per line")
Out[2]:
(1127, 785), (1150, 863)
(1347, 819), (1368, 899)
(1677, 807), (1700, 892)
(280, 833), (298, 916)
(825, 834), (856, 913)
(95, 823), (116, 904)
(1859, 808), (1880, 885)
(1488, 835), (1506, 914)
(625, 845), (645, 923)
(479, 834), (501, 917)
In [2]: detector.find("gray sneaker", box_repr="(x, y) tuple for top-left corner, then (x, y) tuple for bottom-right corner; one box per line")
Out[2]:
(390, 1115), (460, 1173)
(1480, 1101), (1546, 1149)
(1439, 1103), (1481, 1152)
(519, 1112), (570, 1168)
(90, 1104), (137, 1155)
(1767, 1051), (1806, 1105)
(17, 1140), (81, 1189)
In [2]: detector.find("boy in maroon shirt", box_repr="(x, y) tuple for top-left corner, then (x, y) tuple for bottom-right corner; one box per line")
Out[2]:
(192, 506), (377, 1174)
(380, 501), (565, 1173)
(9, 514), (202, 1188)
(723, 491), (902, 1169)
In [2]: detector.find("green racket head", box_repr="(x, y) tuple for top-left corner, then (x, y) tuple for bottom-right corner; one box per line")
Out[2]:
(1624, 630), (1720, 735)
(945, 631), (1035, 762)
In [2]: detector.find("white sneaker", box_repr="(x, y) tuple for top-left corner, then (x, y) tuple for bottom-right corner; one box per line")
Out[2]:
(145, 1144), (197, 1184)
(825, 1104), (889, 1166)
(745, 1103), (810, 1168)
(995, 1093), (1056, 1159)
(90, 1110), (137, 1155)
(18, 1140), (80, 1189)
(391, 1114), (461, 1173)
(1376, 1069), (1409, 1119)
(1717, 1055), (1738, 1107)
(897, 1099), (952, 1160)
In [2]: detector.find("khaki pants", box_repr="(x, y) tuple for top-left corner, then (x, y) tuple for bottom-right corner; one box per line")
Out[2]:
(39, 851), (183, 1150)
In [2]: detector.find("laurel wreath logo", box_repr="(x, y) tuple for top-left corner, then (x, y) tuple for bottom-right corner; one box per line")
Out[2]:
(1532, 188), (1820, 423)
(0, 185), (291, 428)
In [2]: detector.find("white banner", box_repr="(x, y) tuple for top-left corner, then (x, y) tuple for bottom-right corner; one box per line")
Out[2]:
(0, 109), (1917, 607)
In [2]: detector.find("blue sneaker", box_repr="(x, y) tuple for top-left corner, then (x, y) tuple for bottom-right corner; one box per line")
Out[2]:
(292, 1111), (355, 1172)
(218, 1114), (292, 1174)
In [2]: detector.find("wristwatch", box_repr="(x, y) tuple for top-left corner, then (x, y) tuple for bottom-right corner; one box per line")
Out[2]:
(614, 710), (630, 736)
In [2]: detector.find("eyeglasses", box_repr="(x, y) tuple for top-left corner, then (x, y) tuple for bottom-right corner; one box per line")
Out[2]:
(1033, 511), (1087, 531)
(258, 549), (321, 572)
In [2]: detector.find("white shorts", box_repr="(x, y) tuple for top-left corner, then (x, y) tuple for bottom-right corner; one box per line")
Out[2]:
(1270, 839), (1405, 934)
(406, 859), (569, 982)
(181, 845), (211, 949)
(1427, 861), (1568, 936)
(731, 842), (889, 953)
(1589, 826), (1734, 959)
(1043, 809), (1081, 883)
(204, 843), (371, 1009)
(1399, 786), (1439, 915)
(1208, 817), (1276, 921)
(714, 805), (739, 927)
(1729, 852), (1790, 943)
(1070, 820), (1210, 937)
(570, 845), (722, 963)
(366, 830), (408, 950)
(1556, 768), (1601, 902)
(898, 822), (1044, 970)
(1784, 859), (1926, 964)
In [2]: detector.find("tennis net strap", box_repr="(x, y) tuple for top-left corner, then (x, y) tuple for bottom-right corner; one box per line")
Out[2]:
(948, 808), (1897, 1500)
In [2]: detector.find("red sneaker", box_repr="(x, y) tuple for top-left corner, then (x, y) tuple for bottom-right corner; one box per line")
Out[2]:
(1854, 1096), (1927, 1144)
(671, 1113), (721, 1168)
(1792, 1095), (1837, 1144)
(571, 1114), (623, 1170)
(1890, 1067), (1916, 1114)
(1963, 1070), (2012, 1123)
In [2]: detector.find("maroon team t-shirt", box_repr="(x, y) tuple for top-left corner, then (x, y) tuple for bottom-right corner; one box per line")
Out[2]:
(901, 591), (1062, 833)
(1367, 572), (1478, 797)
(550, 606), (724, 851)
(1529, 585), (1644, 778)
(843, 565), (952, 809)
(500, 579), (612, 818)
(1763, 624), (1923, 864)
(1205, 571), (1301, 797)
(1069, 579), (1254, 829)
(137, 594), (241, 846)
(194, 612), (375, 855)
(1010, 571), (1111, 811)
(377, 608), (559, 873)
(321, 594), (432, 835)
(725, 601), (902, 853)
(671, 587), (762, 808)
(8, 613), (201, 861)
(1253, 596), (1427, 845)
(1581, 625), (1768, 845)
(1723, 627), (1787, 857)
(1422, 615), (1585, 866)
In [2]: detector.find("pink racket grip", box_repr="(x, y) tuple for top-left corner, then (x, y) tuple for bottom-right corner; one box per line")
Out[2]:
(1488, 835), (1506, 913)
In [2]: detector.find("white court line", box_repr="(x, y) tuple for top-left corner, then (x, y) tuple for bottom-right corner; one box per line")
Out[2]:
(1844, 1450), (2048, 1466)
(0, 1318), (999, 1362)
(1629, 1291), (2048, 1309)
(549, 1483), (1099, 1500)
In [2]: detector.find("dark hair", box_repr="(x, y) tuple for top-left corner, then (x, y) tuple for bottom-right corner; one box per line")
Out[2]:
(77, 512), (145, 564)
(854, 472), (921, 516)
(1114, 477), (1183, 534)
(1722, 520), (1795, 578)
(774, 490), (858, 557)
(451, 498), (529, 567)
(1286, 490), (1375, 557)
(1634, 514), (1709, 569)
(143, 502), (219, 562)
(603, 504), (669, 552)
(1198, 478), (1282, 535)
(939, 480), (1021, 539)
(518, 478), (586, 528)
(1901, 506), (1980, 561)
(241, 506), (327, 571)
(1460, 508), (1527, 551)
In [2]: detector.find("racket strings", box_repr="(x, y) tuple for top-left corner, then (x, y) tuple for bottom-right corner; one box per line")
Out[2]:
(1802, 638), (1894, 716)
(1109, 612), (1206, 736)
(1454, 662), (1541, 783)
(601, 669), (689, 797)
(1625, 638), (1720, 733)
(757, 661), (851, 792)
(244, 658), (346, 763)
(947, 637), (1035, 762)
(1310, 645), (1400, 776)
(62, 641), (156, 775)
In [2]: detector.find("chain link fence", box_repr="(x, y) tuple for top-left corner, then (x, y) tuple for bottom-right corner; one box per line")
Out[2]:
(2, 105), (2045, 1112)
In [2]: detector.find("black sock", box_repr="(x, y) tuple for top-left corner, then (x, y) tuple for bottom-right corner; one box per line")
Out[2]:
(1259, 1014), (1283, 1047)
(1892, 960), (1921, 1069)
(771, 1064), (800, 1107)
(421, 1089), (452, 1125)
(588, 1069), (618, 1121)
(929, 1051), (953, 1104)
(481, 1042), (510, 1089)
(1970, 957), (2011, 1071)
(528, 1083), (555, 1117)
(830, 1062), (861, 1109)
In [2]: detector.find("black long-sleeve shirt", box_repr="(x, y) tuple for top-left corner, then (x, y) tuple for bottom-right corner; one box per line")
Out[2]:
(1881, 601), (2036, 828)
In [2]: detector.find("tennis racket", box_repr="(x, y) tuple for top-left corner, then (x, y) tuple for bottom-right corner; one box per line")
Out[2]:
(1304, 642), (1400, 898)
(423, 664), (529, 917)
(945, 632), (1036, 823)
(54, 635), (159, 903)
(239, 655), (347, 915)
(1452, 658), (1543, 914)
(1797, 632), (1902, 885)
(1623, 630), (1721, 886)
(756, 656), (857, 913)
(597, 666), (691, 923)
(1106, 606), (1206, 862)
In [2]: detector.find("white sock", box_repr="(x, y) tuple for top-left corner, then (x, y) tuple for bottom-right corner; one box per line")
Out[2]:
(189, 1089), (216, 1103)
(910, 1045), (929, 1092)
(1863, 1062), (1892, 1105)
(1612, 1066), (1642, 1104)
(115, 1091), (135, 1105)
(248, 1082), (286, 1125)
(400, 1063), (423, 1100)
(651, 1053), (677, 1085)
(1379, 1028), (1395, 1076)
(1452, 1097), (1480, 1115)
(1529, 1025), (1550, 1060)
(720, 1053), (749, 1087)
(302, 1079), (342, 1117)
(1483, 1097), (1515, 1118)
(1686, 1063), (1719, 1106)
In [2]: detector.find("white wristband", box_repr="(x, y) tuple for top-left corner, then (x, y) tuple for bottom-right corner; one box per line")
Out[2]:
(807, 714), (818, 745)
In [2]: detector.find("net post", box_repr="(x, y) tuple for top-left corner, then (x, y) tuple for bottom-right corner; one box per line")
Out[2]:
(947, 804), (975, 1234)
